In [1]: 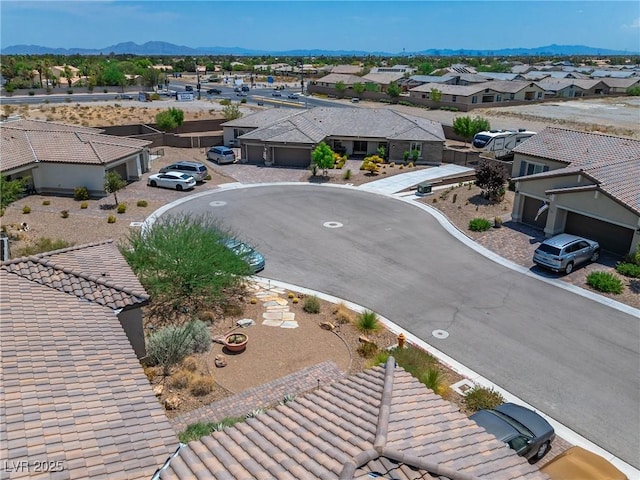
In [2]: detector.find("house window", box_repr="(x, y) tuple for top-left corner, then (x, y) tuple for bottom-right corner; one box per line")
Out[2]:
(496, 95), (502, 102)
(510, 93), (515, 100)
(537, 91), (543, 99)
(472, 96), (478, 104)
(519, 161), (550, 176)
(452, 95), (457, 102)
(410, 142), (422, 157)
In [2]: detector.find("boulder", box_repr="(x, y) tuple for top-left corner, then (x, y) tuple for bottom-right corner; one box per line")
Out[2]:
(320, 322), (335, 331)
(152, 384), (164, 397)
(214, 354), (227, 368)
(164, 395), (181, 410)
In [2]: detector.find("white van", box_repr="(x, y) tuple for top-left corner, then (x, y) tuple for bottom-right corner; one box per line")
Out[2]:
(207, 146), (236, 165)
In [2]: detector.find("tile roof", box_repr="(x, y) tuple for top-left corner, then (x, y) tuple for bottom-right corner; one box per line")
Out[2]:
(315, 73), (366, 85)
(0, 261), (177, 479)
(1, 120), (151, 172)
(156, 358), (547, 480)
(1, 240), (149, 311)
(534, 78), (603, 91)
(236, 107), (445, 144)
(361, 72), (405, 85)
(513, 127), (640, 215)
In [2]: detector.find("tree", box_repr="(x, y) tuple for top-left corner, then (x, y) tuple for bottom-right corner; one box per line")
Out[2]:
(335, 81), (346, 97)
(0, 176), (27, 211)
(63, 65), (73, 88)
(104, 171), (126, 205)
(387, 82), (401, 101)
(155, 107), (184, 131)
(452, 116), (491, 146)
(119, 213), (252, 313)
(311, 142), (334, 177)
(353, 82), (365, 96)
(475, 160), (508, 202)
(222, 103), (243, 120)
(430, 88), (442, 102)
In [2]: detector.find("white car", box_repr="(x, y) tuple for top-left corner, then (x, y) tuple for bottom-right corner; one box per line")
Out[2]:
(147, 171), (196, 191)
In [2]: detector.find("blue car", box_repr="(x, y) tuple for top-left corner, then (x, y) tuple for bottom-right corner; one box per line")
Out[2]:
(220, 238), (265, 273)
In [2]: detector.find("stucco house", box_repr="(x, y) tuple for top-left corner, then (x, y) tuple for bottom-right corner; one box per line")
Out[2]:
(534, 79), (609, 98)
(0, 241), (178, 479)
(511, 127), (640, 255)
(222, 107), (446, 167)
(0, 118), (151, 197)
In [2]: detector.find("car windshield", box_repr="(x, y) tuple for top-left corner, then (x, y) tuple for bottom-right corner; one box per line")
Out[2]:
(537, 244), (561, 255)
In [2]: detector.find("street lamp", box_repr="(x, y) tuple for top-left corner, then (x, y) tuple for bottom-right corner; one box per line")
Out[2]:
(196, 68), (201, 100)
(299, 61), (304, 94)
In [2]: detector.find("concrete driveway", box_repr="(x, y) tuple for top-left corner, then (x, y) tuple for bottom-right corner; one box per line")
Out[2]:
(161, 184), (639, 468)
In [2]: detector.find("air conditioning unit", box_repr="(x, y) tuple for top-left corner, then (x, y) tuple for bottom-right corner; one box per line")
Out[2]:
(0, 234), (9, 262)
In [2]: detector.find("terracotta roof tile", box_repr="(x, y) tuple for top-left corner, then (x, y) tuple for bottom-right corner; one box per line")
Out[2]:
(156, 358), (548, 480)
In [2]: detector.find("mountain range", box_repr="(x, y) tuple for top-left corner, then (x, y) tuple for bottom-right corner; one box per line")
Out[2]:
(1, 41), (637, 56)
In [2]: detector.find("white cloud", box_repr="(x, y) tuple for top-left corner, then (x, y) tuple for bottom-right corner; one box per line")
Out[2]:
(622, 17), (640, 29)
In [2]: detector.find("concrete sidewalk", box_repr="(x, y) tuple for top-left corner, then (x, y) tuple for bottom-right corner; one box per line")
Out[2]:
(358, 164), (474, 195)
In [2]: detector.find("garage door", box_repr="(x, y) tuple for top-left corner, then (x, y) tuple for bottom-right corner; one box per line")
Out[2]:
(274, 147), (310, 167)
(109, 163), (128, 180)
(521, 196), (548, 229)
(565, 211), (633, 255)
(245, 145), (264, 164)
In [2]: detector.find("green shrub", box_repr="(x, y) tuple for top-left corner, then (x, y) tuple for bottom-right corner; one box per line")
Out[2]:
(372, 345), (440, 390)
(60, 210), (69, 218)
(357, 310), (380, 333)
(303, 295), (321, 314)
(74, 186), (90, 201)
(189, 320), (212, 353)
(178, 422), (215, 443)
(80, 201), (88, 209)
(463, 386), (505, 412)
(107, 214), (116, 223)
(211, 416), (244, 432)
(343, 169), (352, 180)
(623, 247), (640, 265)
(423, 367), (448, 396)
(169, 369), (192, 389)
(136, 200), (148, 207)
(22, 205), (31, 214)
(67, 89), (73, 95)
(468, 218), (492, 232)
(28, 91), (35, 96)
(117, 203), (127, 214)
(586, 271), (623, 294)
(42, 200), (50, 206)
(14, 237), (73, 257)
(205, 174), (212, 181)
(616, 262), (640, 278)
(357, 341), (379, 358)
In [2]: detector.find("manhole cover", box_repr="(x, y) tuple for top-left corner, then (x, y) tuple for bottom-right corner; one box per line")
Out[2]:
(432, 329), (449, 339)
(209, 200), (227, 207)
(323, 221), (343, 229)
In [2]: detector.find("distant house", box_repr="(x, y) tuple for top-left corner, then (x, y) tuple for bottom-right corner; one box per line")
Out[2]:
(1, 241), (178, 479)
(535, 79), (609, 98)
(477, 72), (524, 81)
(511, 127), (640, 255)
(0, 118), (151, 197)
(155, 357), (547, 480)
(600, 77), (640, 93)
(369, 64), (416, 75)
(151, 64), (173, 72)
(50, 64), (83, 86)
(222, 107), (446, 167)
(331, 64), (364, 75)
(360, 72), (406, 92)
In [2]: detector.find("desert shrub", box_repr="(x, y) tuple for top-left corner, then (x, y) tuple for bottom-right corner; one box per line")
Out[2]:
(199, 310), (216, 324)
(469, 218), (492, 232)
(586, 271), (623, 294)
(28, 91), (35, 96)
(357, 310), (380, 333)
(117, 203), (127, 214)
(205, 174), (212, 180)
(303, 295), (321, 314)
(14, 237), (72, 257)
(222, 304), (243, 316)
(74, 186), (90, 201)
(357, 341), (379, 358)
(143, 367), (156, 382)
(220, 98), (231, 106)
(333, 302), (354, 324)
(190, 376), (215, 396)
(372, 345), (441, 390)
(245, 408), (265, 419)
(616, 262), (640, 278)
(169, 369), (193, 389)
(189, 320), (212, 353)
(211, 416), (244, 432)
(287, 292), (295, 298)
(292, 297), (299, 304)
(361, 160), (379, 174)
(42, 200), (51, 206)
(342, 169), (352, 180)
(137, 200), (148, 207)
(178, 422), (215, 443)
(22, 206), (31, 214)
(463, 386), (504, 412)
(240, 98), (247, 104)
(494, 217), (503, 228)
(107, 214), (116, 223)
(423, 367), (448, 396)
(60, 210), (69, 218)
(182, 356), (198, 372)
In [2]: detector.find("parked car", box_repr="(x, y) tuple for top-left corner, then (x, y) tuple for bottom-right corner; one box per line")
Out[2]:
(207, 88), (221, 95)
(540, 446), (627, 480)
(159, 161), (208, 182)
(207, 146), (236, 165)
(272, 92), (282, 97)
(185, 85), (193, 92)
(241, 85), (250, 92)
(287, 93), (299, 99)
(219, 237), (265, 273)
(532, 233), (600, 274)
(147, 172), (196, 191)
(351, 97), (360, 103)
(115, 94), (134, 100)
(470, 403), (555, 463)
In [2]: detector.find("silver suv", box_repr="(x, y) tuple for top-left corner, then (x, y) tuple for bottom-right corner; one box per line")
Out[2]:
(159, 161), (208, 182)
(532, 233), (600, 274)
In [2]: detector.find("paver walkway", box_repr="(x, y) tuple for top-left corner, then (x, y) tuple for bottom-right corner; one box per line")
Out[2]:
(358, 164), (474, 195)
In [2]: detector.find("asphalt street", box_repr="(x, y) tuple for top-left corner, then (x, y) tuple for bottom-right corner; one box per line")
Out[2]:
(164, 184), (640, 468)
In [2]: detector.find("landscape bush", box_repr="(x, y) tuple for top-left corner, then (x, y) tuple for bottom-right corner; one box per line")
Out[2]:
(463, 386), (505, 412)
(357, 342), (379, 358)
(616, 262), (640, 278)
(190, 376), (215, 396)
(80, 201), (88, 209)
(468, 218), (492, 231)
(357, 310), (380, 333)
(373, 346), (445, 392)
(147, 320), (210, 375)
(303, 295), (321, 314)
(42, 200), (50, 206)
(189, 320), (212, 353)
(74, 186), (90, 201)
(342, 169), (352, 180)
(423, 367), (448, 396)
(333, 302), (354, 324)
(586, 271), (623, 294)
(169, 369), (192, 389)
(22, 205), (31, 214)
(60, 210), (69, 218)
(117, 203), (127, 214)
(178, 422), (215, 443)
(14, 237), (73, 257)
(137, 200), (148, 207)
(107, 214), (116, 223)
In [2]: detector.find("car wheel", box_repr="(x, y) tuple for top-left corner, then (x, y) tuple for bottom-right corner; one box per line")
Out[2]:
(565, 262), (574, 274)
(175, 184), (183, 191)
(149, 180), (157, 187)
(531, 441), (550, 463)
(590, 249), (600, 262)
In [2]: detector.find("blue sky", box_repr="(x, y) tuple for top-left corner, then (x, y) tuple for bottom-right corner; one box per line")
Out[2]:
(2, 1), (639, 53)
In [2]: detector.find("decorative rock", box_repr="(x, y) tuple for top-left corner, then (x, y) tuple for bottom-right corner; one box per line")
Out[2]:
(164, 395), (181, 410)
(359, 335), (373, 344)
(236, 318), (255, 328)
(152, 384), (164, 397)
(320, 322), (336, 331)
(214, 354), (227, 368)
